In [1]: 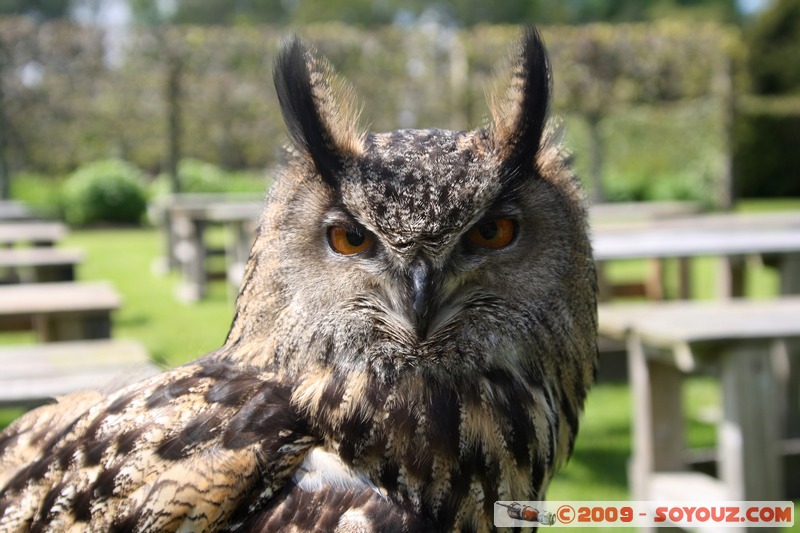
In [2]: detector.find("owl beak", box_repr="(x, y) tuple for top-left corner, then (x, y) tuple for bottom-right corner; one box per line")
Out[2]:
(409, 257), (433, 338)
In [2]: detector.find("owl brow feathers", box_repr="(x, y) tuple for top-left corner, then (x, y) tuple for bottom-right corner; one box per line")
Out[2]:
(273, 37), (365, 189)
(490, 26), (552, 181)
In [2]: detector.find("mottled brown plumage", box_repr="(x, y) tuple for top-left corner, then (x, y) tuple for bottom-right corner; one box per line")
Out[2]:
(0, 27), (597, 532)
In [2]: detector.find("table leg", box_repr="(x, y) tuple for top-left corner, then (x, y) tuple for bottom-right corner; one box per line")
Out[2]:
(718, 256), (745, 298)
(628, 334), (685, 501)
(779, 252), (800, 439)
(677, 257), (691, 300)
(718, 341), (783, 501)
(33, 264), (75, 282)
(647, 259), (664, 300)
(224, 221), (250, 302)
(174, 216), (206, 302)
(35, 312), (112, 342)
(596, 261), (612, 302)
(149, 204), (173, 275)
(165, 210), (179, 271)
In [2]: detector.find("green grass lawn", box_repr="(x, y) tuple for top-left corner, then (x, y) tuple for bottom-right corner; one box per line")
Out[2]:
(1, 199), (798, 530)
(62, 227), (235, 368)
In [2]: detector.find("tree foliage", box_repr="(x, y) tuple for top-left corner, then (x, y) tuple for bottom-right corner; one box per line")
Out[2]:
(733, 0), (800, 198)
(0, 17), (736, 204)
(747, 0), (800, 94)
(0, 17), (108, 173)
(125, 0), (740, 27)
(0, 0), (73, 20)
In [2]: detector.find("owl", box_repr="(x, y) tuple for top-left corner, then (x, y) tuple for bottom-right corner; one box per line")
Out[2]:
(0, 26), (596, 532)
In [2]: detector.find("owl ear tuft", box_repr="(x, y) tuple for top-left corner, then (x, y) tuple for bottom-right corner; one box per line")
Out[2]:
(274, 37), (364, 187)
(489, 26), (552, 177)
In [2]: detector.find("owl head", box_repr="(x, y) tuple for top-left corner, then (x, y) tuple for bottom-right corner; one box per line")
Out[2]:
(225, 27), (596, 395)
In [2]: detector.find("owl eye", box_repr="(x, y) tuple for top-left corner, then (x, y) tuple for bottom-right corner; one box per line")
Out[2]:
(328, 225), (374, 255)
(465, 218), (516, 249)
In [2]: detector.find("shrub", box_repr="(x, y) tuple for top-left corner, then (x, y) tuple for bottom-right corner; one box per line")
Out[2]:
(150, 159), (269, 197)
(150, 158), (228, 196)
(175, 158), (229, 193)
(62, 159), (148, 225)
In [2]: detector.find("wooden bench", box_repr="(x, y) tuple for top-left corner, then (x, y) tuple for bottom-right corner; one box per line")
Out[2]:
(599, 297), (800, 519)
(0, 248), (83, 283)
(593, 212), (800, 301)
(0, 281), (122, 341)
(0, 201), (35, 221)
(0, 221), (67, 247)
(0, 339), (160, 408)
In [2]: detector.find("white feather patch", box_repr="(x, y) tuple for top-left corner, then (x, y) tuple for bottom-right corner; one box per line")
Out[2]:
(293, 447), (385, 498)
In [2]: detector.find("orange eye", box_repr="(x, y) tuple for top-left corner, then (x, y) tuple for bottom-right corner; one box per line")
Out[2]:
(466, 218), (516, 249)
(328, 225), (374, 255)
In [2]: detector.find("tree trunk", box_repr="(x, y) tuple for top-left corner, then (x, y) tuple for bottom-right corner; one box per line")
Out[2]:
(165, 46), (183, 194)
(587, 112), (605, 204)
(0, 42), (10, 200)
(715, 55), (735, 210)
(0, 101), (9, 200)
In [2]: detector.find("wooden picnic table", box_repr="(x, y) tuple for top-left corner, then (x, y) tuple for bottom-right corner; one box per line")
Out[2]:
(0, 281), (121, 341)
(593, 227), (800, 261)
(0, 339), (159, 408)
(152, 194), (262, 302)
(0, 247), (83, 283)
(594, 209), (800, 434)
(592, 211), (800, 300)
(588, 201), (703, 300)
(0, 221), (67, 247)
(593, 209), (800, 232)
(149, 193), (262, 267)
(599, 297), (800, 517)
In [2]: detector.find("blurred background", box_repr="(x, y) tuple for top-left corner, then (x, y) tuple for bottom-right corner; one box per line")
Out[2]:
(1, 0), (799, 209)
(0, 1), (798, 529)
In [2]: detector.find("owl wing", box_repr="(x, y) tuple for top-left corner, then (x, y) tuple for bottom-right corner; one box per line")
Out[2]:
(0, 356), (317, 531)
